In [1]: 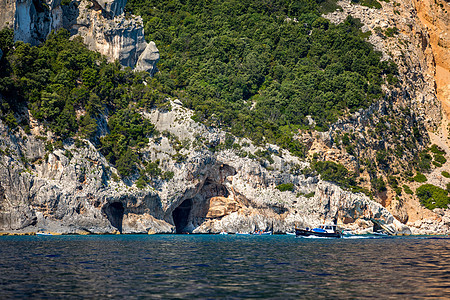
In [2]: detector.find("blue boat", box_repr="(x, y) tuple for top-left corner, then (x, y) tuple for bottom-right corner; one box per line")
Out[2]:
(295, 224), (341, 238)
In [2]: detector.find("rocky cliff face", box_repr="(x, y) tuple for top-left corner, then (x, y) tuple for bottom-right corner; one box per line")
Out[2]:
(0, 0), (159, 74)
(0, 0), (449, 235)
(311, 0), (450, 234)
(413, 0), (450, 117)
(0, 101), (420, 234)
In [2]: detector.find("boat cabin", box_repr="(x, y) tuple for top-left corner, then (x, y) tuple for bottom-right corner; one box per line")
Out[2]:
(313, 224), (338, 233)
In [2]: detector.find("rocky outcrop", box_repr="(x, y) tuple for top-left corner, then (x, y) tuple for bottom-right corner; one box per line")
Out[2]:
(0, 0), (62, 45)
(0, 0), (159, 74)
(70, 0), (159, 73)
(413, 0), (450, 117)
(0, 101), (438, 235)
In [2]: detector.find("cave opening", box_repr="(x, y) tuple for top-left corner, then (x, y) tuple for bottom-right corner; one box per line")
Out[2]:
(103, 202), (125, 233)
(172, 199), (192, 233)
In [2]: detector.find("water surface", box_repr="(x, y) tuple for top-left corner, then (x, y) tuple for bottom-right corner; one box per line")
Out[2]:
(0, 234), (449, 299)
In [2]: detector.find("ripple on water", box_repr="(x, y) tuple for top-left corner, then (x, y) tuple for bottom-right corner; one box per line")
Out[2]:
(0, 235), (449, 298)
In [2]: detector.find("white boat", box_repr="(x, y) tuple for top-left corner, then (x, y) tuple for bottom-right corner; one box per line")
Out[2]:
(252, 231), (272, 235)
(36, 232), (53, 236)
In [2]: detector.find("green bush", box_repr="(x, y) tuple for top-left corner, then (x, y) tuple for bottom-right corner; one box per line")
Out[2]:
(351, 0), (382, 8)
(371, 176), (387, 192)
(162, 171), (174, 181)
(433, 161), (443, 168)
(434, 154), (447, 165)
(413, 173), (427, 183)
(430, 144), (445, 155)
(304, 192), (315, 198)
(385, 27), (399, 37)
(276, 183), (294, 192)
(416, 184), (450, 210)
(313, 160), (356, 188)
(442, 171), (450, 178)
(415, 151), (432, 172)
(403, 184), (413, 195)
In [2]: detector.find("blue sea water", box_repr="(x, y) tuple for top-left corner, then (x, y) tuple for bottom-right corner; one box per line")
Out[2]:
(0, 234), (449, 299)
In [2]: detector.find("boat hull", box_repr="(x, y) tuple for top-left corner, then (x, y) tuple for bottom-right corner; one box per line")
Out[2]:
(295, 228), (341, 238)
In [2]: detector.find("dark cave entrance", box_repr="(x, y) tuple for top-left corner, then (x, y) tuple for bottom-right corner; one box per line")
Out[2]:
(103, 202), (125, 233)
(172, 199), (192, 233)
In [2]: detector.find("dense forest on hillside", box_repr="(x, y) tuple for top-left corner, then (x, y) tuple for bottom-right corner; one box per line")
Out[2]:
(127, 0), (398, 154)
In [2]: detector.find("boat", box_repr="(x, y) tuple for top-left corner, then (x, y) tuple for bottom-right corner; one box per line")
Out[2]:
(235, 232), (251, 235)
(252, 230), (272, 235)
(36, 232), (53, 236)
(295, 224), (342, 238)
(219, 231), (228, 235)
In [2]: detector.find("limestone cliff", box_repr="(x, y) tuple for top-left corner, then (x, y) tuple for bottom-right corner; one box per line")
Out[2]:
(0, 0), (159, 74)
(0, 101), (420, 234)
(312, 0), (450, 234)
(0, 0), (449, 235)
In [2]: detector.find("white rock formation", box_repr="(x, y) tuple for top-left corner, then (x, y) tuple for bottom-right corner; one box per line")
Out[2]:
(0, 0), (159, 73)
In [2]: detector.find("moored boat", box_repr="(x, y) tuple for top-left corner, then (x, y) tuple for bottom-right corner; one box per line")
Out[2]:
(295, 224), (341, 238)
(36, 232), (53, 236)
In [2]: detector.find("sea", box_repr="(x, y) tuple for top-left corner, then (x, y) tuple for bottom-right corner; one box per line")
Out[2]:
(0, 234), (449, 299)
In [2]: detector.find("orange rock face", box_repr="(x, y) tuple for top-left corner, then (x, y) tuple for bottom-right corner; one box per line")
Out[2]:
(414, 0), (450, 117)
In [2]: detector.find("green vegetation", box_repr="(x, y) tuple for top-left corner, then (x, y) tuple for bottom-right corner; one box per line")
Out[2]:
(0, 0), (403, 192)
(0, 28), (166, 177)
(127, 0), (397, 153)
(351, 0), (382, 9)
(430, 144), (445, 155)
(388, 175), (401, 195)
(384, 27), (399, 37)
(413, 151), (432, 173)
(304, 191), (315, 198)
(413, 172), (427, 183)
(276, 183), (294, 192)
(371, 176), (387, 193)
(416, 184), (450, 210)
(442, 171), (450, 178)
(434, 154), (447, 165)
(312, 160), (357, 188)
(403, 184), (413, 195)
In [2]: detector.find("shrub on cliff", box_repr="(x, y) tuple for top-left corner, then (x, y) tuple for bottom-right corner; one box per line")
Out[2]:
(276, 183), (294, 192)
(416, 184), (450, 210)
(313, 160), (357, 188)
(403, 184), (413, 195)
(413, 173), (427, 183)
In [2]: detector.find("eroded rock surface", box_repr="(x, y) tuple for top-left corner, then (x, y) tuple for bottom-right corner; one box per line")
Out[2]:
(0, 101), (444, 235)
(0, 0), (159, 73)
(0, 0), (448, 235)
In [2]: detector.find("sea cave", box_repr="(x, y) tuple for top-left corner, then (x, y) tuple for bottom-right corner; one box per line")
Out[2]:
(172, 199), (193, 233)
(103, 202), (125, 233)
